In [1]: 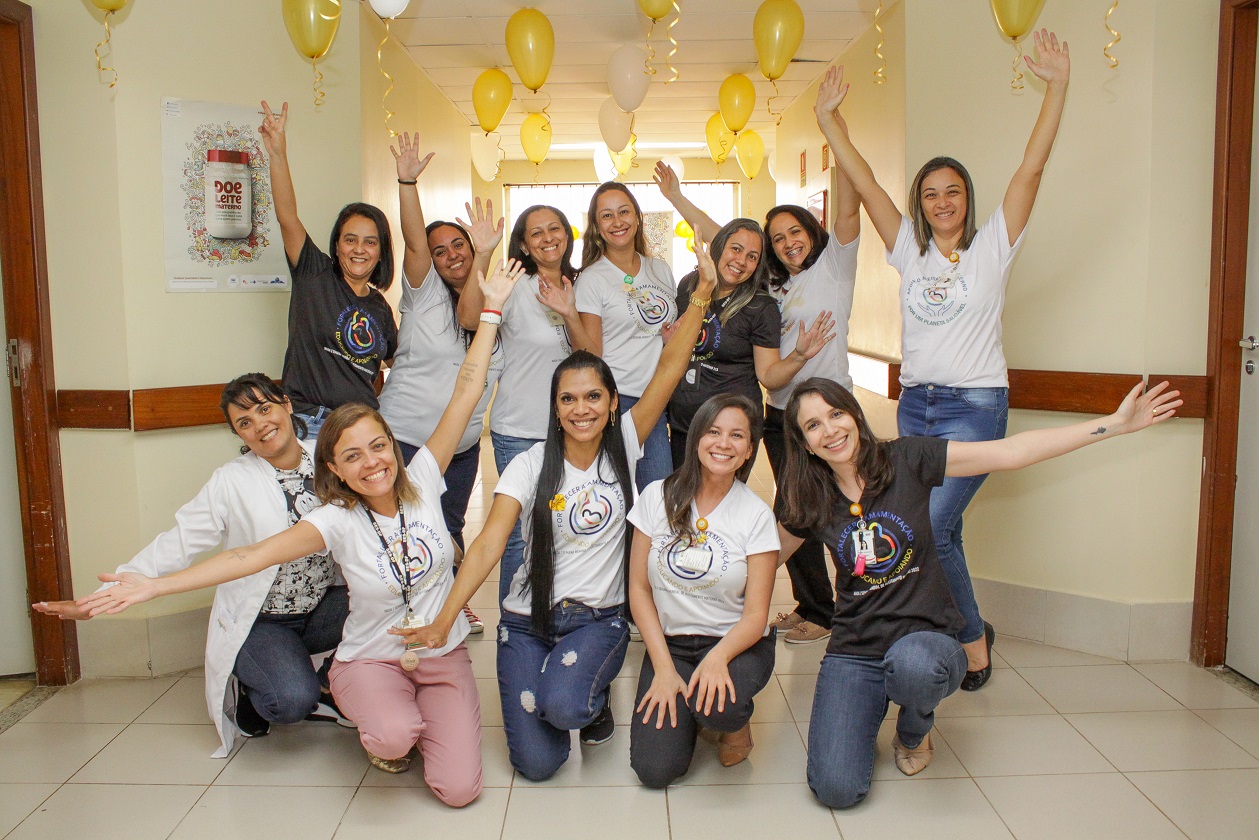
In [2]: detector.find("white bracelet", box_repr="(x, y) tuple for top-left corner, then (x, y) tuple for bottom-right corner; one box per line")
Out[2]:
(479, 311), (503, 325)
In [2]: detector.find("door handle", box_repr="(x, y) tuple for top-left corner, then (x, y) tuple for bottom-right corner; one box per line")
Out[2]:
(1241, 336), (1259, 351)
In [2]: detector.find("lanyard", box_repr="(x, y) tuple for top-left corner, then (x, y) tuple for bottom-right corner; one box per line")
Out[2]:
(364, 503), (414, 620)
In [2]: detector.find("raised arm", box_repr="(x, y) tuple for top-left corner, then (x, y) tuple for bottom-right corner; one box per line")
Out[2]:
(455, 197), (505, 330)
(629, 528), (689, 729)
(654, 161), (722, 243)
(945, 381), (1181, 478)
(832, 160), (861, 246)
(813, 67), (902, 251)
(755, 311), (836, 391)
(424, 259), (526, 470)
(259, 101), (308, 266)
(392, 131), (436, 288)
(1003, 29), (1070, 243)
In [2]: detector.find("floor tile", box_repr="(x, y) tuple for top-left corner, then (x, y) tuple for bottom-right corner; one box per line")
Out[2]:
(1132, 661), (1259, 710)
(777, 673), (818, 721)
(748, 677), (795, 723)
(773, 641), (826, 675)
(19, 677), (178, 724)
(0, 680), (35, 713)
(0, 784), (58, 837)
(832, 778), (1013, 840)
(977, 773), (1186, 840)
(333, 786), (509, 839)
(1065, 710), (1259, 771)
(69, 723), (227, 785)
(512, 725), (640, 788)
(674, 721), (808, 786)
(468, 578), (500, 610)
(215, 721), (368, 787)
(935, 715), (1113, 777)
(936, 669), (1055, 717)
(503, 786), (668, 840)
(5, 783), (203, 840)
(477, 678), (504, 726)
(1019, 665), (1182, 714)
(135, 675), (211, 724)
(0, 722), (126, 783)
(357, 725), (515, 790)
(466, 636), (497, 678)
(1194, 707), (1259, 758)
(665, 783), (840, 840)
(997, 635), (1120, 668)
(1127, 768), (1259, 840)
(170, 785), (355, 839)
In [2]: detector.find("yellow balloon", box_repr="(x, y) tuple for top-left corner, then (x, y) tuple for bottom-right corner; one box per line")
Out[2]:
(472, 69), (513, 133)
(282, 0), (341, 61)
(572, 225), (582, 241)
(753, 0), (805, 82)
(686, 236), (696, 253)
(675, 220), (693, 239)
(610, 134), (636, 175)
(505, 9), (555, 92)
(989, 0), (1047, 41)
(719, 74), (756, 134)
(89, 0), (129, 11)
(736, 130), (765, 180)
(705, 113), (735, 165)
(638, 0), (673, 20)
(520, 112), (552, 164)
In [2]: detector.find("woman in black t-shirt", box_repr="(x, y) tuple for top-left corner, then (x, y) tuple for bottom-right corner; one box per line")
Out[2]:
(776, 377), (1181, 809)
(259, 101), (399, 439)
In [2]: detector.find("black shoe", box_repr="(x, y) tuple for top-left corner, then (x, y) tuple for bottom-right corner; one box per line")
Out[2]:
(579, 702), (615, 745)
(960, 621), (996, 692)
(235, 686), (270, 738)
(307, 696), (357, 729)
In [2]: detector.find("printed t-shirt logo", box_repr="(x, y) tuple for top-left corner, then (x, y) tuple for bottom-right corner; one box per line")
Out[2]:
(691, 310), (722, 362)
(904, 265), (968, 327)
(555, 479), (624, 548)
(336, 305), (387, 362)
(373, 519), (448, 597)
(627, 285), (671, 331)
(836, 512), (915, 584)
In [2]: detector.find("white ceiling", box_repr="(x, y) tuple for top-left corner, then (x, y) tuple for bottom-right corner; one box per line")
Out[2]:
(384, 0), (883, 159)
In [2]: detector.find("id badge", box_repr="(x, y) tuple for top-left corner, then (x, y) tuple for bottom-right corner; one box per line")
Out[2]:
(678, 361), (701, 392)
(396, 613), (432, 651)
(676, 542), (711, 573)
(851, 526), (876, 577)
(545, 308), (565, 326)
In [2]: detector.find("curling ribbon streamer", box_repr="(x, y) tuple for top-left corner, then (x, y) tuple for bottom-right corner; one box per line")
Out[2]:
(95, 12), (118, 89)
(1009, 42), (1025, 93)
(767, 78), (783, 125)
(665, 2), (680, 83)
(644, 20), (658, 76)
(312, 59), (325, 110)
(1104, 0), (1121, 69)
(873, 1), (886, 85)
(379, 21), (397, 137)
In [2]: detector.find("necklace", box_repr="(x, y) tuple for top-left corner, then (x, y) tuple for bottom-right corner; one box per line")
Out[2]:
(364, 504), (425, 671)
(695, 516), (709, 544)
(849, 501), (875, 578)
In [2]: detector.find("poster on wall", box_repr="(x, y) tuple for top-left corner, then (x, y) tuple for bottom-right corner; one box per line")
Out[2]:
(161, 97), (289, 292)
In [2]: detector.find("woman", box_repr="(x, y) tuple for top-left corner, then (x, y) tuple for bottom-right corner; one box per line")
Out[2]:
(78, 260), (525, 807)
(816, 31), (1070, 687)
(260, 101), (398, 439)
(400, 236), (722, 782)
(626, 393), (780, 787)
(36, 374), (348, 757)
(573, 181), (677, 490)
(777, 376), (1180, 808)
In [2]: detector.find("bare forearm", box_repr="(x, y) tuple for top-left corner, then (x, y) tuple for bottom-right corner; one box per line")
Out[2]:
(399, 183), (432, 283)
(663, 190), (721, 243)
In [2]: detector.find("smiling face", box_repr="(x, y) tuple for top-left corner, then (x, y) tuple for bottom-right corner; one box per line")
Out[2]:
(555, 366), (616, 446)
(795, 392), (861, 475)
(335, 214), (383, 287)
(523, 208), (570, 272)
(919, 167), (968, 243)
(716, 228), (762, 289)
(327, 417), (398, 505)
(428, 225), (473, 288)
(767, 213), (813, 275)
(696, 406), (754, 479)
(226, 392), (299, 466)
(594, 189), (640, 254)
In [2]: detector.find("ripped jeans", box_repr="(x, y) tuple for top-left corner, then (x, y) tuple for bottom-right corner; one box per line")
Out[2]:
(496, 602), (629, 781)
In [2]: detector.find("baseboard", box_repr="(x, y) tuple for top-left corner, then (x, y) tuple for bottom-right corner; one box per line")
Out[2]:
(77, 607), (210, 678)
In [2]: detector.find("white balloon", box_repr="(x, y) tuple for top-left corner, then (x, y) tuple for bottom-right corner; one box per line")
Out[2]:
(369, 0), (409, 19)
(471, 130), (503, 182)
(660, 155), (685, 183)
(607, 45), (651, 112)
(766, 146), (779, 183)
(593, 144), (619, 183)
(598, 97), (633, 155)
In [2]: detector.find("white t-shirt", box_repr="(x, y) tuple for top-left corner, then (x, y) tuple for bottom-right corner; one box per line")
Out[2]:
(627, 479), (779, 638)
(497, 413), (643, 614)
(379, 266), (504, 453)
(767, 235), (859, 407)
(575, 255), (677, 397)
(490, 274), (573, 439)
(889, 209), (1024, 389)
(302, 447), (469, 662)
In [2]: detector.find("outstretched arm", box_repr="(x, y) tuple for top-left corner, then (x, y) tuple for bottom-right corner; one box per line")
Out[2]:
(945, 381), (1181, 478)
(654, 162), (722, 243)
(259, 101), (307, 266)
(813, 66), (902, 251)
(392, 131), (436, 288)
(455, 198), (506, 330)
(1003, 29), (1070, 244)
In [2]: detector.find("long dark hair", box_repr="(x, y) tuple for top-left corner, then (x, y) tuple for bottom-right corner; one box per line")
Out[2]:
(662, 393), (762, 547)
(706, 218), (769, 325)
(908, 156), (977, 257)
(763, 205), (829, 287)
(779, 377), (894, 533)
(329, 202), (395, 291)
(313, 403), (418, 510)
(508, 204), (577, 280)
(426, 219), (476, 341)
(526, 351), (634, 636)
(581, 182), (648, 268)
(220, 372), (307, 453)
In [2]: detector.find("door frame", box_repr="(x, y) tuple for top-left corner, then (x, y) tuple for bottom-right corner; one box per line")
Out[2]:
(0, 0), (78, 684)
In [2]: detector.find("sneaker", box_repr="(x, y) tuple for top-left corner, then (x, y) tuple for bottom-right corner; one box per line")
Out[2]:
(784, 620), (829, 644)
(234, 686), (270, 738)
(579, 702), (615, 745)
(307, 697), (357, 729)
(769, 611), (805, 632)
(463, 605), (485, 634)
(367, 750), (412, 774)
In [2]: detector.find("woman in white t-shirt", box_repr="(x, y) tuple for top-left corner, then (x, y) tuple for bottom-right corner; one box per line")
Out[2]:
(626, 393), (780, 787)
(400, 236), (722, 782)
(817, 32), (1071, 690)
(77, 261), (525, 807)
(573, 182), (677, 490)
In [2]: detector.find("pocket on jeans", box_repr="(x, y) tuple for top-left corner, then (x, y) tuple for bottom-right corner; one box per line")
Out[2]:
(959, 387), (1008, 411)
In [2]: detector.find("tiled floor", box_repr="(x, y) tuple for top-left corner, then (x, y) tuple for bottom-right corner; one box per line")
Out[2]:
(0, 680), (34, 715)
(4, 446), (1259, 838)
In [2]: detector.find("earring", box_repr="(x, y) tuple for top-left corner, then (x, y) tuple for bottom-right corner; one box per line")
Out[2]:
(611, 411), (618, 427)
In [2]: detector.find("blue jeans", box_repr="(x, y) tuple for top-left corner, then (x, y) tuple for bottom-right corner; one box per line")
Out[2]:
(294, 406), (330, 443)
(496, 603), (630, 781)
(617, 393), (672, 492)
(398, 440), (481, 551)
(491, 432), (544, 603)
(807, 631), (966, 809)
(233, 585), (349, 724)
(896, 385), (1008, 644)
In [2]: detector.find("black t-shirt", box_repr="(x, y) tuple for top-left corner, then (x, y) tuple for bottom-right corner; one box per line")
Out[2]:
(667, 274), (780, 434)
(281, 237), (398, 414)
(810, 436), (965, 658)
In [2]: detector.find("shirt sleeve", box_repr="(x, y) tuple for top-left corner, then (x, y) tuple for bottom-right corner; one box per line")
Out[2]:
(818, 233), (859, 292)
(398, 264), (442, 313)
(986, 206), (1025, 277)
(626, 480), (664, 535)
(901, 436), (949, 489)
(300, 502), (349, 557)
(749, 296), (783, 349)
(495, 444), (543, 511)
(743, 493), (782, 556)
(291, 235), (333, 281)
(407, 445), (449, 499)
(574, 263), (605, 316)
(887, 215), (915, 273)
